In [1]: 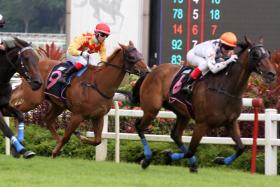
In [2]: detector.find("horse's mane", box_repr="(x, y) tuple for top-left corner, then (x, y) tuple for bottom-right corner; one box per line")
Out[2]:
(3, 37), (29, 50)
(271, 50), (280, 64)
(107, 48), (122, 62)
(236, 41), (249, 56)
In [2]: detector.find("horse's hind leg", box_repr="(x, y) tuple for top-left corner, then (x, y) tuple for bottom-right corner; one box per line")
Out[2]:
(214, 121), (245, 165)
(168, 115), (197, 172)
(52, 114), (84, 158)
(77, 117), (104, 146)
(135, 109), (159, 169)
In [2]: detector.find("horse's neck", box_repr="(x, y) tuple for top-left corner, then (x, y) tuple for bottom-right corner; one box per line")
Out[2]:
(88, 59), (126, 95)
(0, 57), (16, 83)
(207, 57), (251, 98)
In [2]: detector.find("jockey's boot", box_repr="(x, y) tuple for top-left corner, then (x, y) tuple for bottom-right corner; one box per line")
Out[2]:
(58, 66), (78, 84)
(182, 76), (195, 94)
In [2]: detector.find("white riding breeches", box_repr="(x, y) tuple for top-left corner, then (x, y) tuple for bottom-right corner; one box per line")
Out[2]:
(66, 54), (100, 66)
(186, 49), (209, 75)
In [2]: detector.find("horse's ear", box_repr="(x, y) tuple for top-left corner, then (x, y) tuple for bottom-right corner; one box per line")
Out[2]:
(244, 36), (253, 47)
(13, 37), (24, 48)
(118, 43), (126, 49)
(129, 40), (134, 47)
(259, 36), (264, 44)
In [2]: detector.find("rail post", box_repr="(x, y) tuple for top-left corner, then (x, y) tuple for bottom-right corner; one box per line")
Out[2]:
(264, 108), (277, 175)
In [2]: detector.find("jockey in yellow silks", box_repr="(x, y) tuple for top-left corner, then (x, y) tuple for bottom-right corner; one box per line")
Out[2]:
(58, 22), (110, 83)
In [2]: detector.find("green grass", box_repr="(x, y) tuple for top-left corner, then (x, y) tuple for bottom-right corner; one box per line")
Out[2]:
(0, 155), (279, 187)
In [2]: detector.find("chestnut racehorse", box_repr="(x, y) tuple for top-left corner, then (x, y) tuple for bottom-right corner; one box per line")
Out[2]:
(131, 37), (276, 172)
(11, 41), (150, 158)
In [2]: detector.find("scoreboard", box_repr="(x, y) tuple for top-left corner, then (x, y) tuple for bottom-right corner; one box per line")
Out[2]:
(148, 0), (280, 66)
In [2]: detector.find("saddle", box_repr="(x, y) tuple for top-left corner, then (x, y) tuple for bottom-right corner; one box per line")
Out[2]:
(169, 66), (195, 117)
(45, 62), (86, 104)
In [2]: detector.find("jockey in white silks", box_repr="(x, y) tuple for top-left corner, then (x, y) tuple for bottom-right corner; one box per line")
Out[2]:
(182, 32), (238, 92)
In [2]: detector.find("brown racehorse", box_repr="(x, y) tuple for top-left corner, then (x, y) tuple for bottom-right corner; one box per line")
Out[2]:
(10, 41), (150, 158)
(131, 37), (276, 172)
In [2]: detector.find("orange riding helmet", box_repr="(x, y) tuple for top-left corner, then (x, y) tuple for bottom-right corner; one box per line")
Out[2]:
(220, 32), (237, 47)
(95, 23), (111, 35)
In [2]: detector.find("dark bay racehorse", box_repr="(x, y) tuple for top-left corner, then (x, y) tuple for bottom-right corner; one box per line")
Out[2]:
(131, 37), (276, 172)
(10, 41), (150, 158)
(0, 37), (42, 158)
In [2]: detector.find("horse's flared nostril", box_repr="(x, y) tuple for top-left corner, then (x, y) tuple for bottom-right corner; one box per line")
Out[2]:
(266, 72), (276, 82)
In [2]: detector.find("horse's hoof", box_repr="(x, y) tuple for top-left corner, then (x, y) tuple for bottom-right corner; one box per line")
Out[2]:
(189, 163), (198, 173)
(213, 157), (225, 165)
(160, 149), (173, 164)
(73, 130), (81, 137)
(140, 158), (151, 170)
(22, 150), (36, 159)
(52, 151), (58, 159)
(10, 145), (20, 158)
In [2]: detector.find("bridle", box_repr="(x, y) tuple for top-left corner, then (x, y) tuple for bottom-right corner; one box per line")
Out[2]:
(102, 47), (143, 75)
(5, 45), (35, 83)
(247, 44), (270, 73)
(82, 47), (144, 99)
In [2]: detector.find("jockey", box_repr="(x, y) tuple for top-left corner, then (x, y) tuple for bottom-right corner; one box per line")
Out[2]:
(182, 32), (238, 93)
(0, 14), (6, 51)
(58, 22), (110, 83)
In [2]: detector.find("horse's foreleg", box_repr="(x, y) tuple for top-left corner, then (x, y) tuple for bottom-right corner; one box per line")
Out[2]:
(0, 111), (35, 158)
(52, 114), (83, 158)
(1, 105), (25, 142)
(185, 123), (208, 157)
(43, 104), (63, 144)
(78, 117), (104, 146)
(168, 116), (197, 171)
(214, 121), (245, 165)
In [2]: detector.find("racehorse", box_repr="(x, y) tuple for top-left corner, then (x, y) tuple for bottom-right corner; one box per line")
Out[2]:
(10, 41), (150, 158)
(131, 37), (276, 172)
(0, 37), (42, 158)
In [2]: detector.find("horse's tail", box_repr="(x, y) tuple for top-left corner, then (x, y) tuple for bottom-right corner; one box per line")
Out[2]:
(131, 74), (148, 105)
(114, 74), (148, 105)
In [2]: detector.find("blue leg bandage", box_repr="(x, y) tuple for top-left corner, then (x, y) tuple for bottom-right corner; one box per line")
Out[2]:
(11, 136), (24, 153)
(17, 122), (25, 143)
(224, 154), (237, 165)
(141, 138), (152, 159)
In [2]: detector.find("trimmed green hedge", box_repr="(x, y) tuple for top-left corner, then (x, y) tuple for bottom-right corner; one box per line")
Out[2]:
(0, 125), (279, 174)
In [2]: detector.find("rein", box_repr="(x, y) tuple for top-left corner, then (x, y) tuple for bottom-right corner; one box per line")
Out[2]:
(82, 48), (143, 99)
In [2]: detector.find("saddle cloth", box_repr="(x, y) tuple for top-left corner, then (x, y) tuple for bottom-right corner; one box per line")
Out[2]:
(169, 66), (194, 118)
(45, 62), (86, 101)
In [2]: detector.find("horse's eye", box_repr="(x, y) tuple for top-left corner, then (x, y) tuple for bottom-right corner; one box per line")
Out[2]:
(127, 55), (136, 61)
(252, 51), (262, 59)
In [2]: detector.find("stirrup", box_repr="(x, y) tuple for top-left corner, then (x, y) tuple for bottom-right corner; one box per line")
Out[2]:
(57, 77), (67, 84)
(182, 84), (193, 94)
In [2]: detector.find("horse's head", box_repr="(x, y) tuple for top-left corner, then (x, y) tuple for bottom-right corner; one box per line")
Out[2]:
(5, 37), (42, 90)
(239, 36), (276, 83)
(119, 41), (150, 76)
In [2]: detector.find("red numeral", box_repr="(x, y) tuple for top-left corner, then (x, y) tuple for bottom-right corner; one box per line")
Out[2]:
(173, 24), (183, 34)
(211, 24), (217, 35)
(192, 24), (199, 35)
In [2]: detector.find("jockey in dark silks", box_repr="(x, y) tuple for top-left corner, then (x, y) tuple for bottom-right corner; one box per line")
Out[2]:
(0, 14), (5, 51)
(0, 14), (35, 159)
